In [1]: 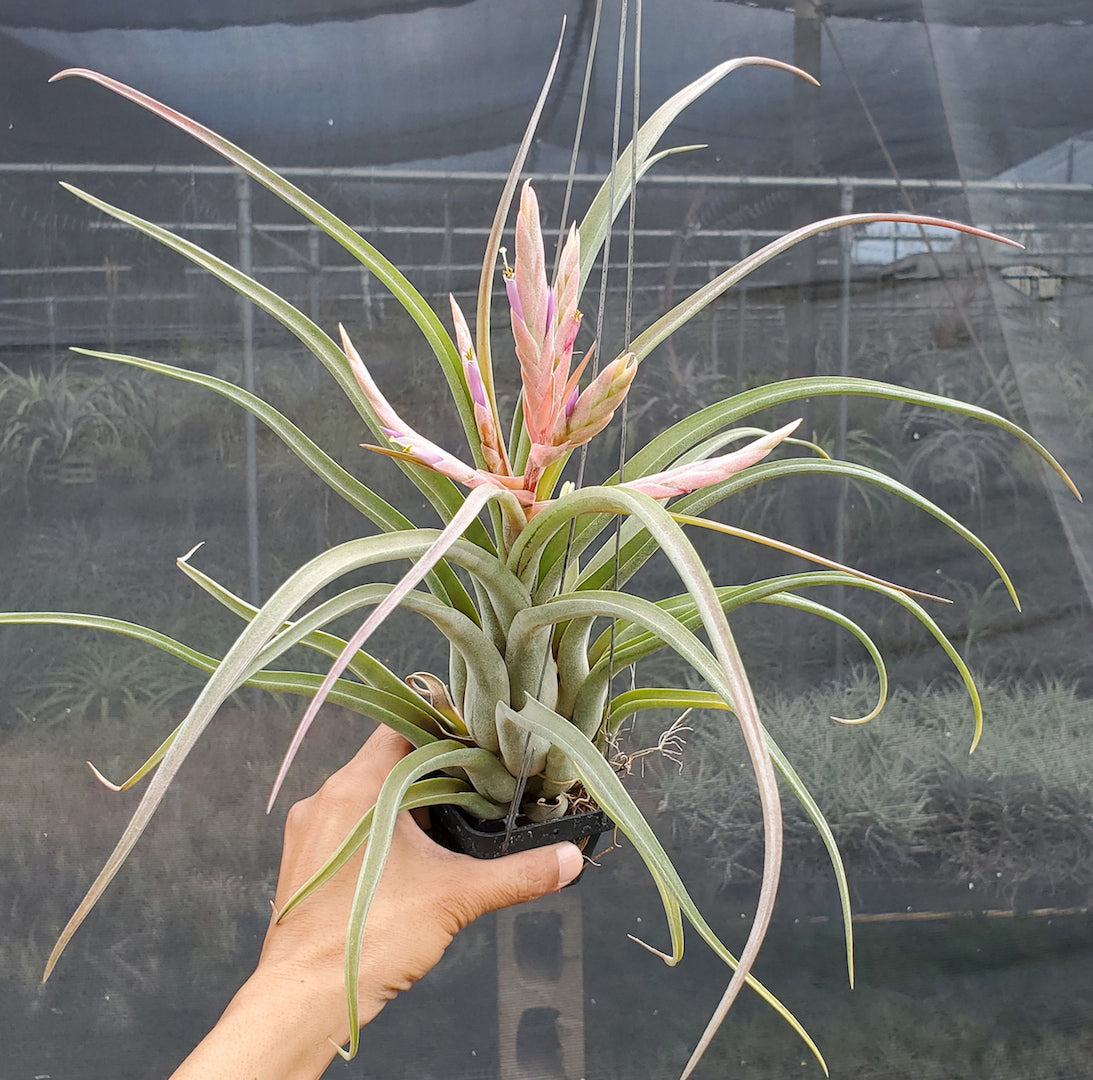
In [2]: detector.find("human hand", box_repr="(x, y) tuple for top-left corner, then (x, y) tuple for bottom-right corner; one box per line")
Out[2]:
(258, 723), (585, 1033)
(170, 724), (584, 1079)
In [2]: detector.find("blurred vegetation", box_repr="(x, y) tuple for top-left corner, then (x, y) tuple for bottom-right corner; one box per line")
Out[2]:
(4, 677), (1092, 1078)
(2, 302), (1092, 1076)
(646, 672), (1093, 905)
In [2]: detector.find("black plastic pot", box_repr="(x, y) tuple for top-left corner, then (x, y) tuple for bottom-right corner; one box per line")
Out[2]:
(430, 802), (614, 864)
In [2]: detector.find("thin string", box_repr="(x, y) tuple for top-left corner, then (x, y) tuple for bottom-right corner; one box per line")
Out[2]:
(504, 1), (619, 843)
(621, 0), (641, 353)
(604, 0), (643, 717)
(554, 0), (604, 274)
(583, 0), (630, 463)
(823, 17), (1014, 418)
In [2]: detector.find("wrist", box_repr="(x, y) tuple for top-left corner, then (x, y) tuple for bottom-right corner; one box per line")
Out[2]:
(225, 971), (345, 1079)
(244, 955), (388, 1038)
(169, 966), (361, 1080)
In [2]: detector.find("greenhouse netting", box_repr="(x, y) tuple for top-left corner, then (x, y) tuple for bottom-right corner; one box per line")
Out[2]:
(2, 3), (1091, 1078)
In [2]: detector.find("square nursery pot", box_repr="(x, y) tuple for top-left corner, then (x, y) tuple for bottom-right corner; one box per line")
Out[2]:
(430, 802), (614, 870)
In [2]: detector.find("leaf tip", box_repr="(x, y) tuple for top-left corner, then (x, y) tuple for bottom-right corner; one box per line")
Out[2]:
(627, 932), (679, 966)
(177, 541), (205, 566)
(48, 67), (85, 84)
(42, 933), (68, 983)
(329, 1037), (353, 1061)
(752, 57), (821, 88)
(830, 712), (873, 726)
(86, 760), (123, 792)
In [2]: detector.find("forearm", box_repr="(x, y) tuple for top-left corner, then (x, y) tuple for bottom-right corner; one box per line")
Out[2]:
(169, 968), (373, 1080)
(166, 728), (578, 1078)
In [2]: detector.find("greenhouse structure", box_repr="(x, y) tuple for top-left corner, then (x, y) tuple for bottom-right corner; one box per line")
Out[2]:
(2, 2), (1092, 1078)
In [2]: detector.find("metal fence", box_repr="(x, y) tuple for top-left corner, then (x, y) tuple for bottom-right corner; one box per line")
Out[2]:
(3, 163), (1090, 354)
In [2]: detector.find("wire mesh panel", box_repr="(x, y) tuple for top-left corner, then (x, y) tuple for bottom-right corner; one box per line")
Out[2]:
(3, 4), (1093, 1079)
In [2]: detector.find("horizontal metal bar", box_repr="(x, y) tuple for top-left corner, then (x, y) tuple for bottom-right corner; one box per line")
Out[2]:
(176, 259), (790, 276)
(0, 293), (192, 307)
(0, 265), (133, 276)
(82, 219), (797, 239)
(3, 161), (1091, 194)
(79, 218), (1093, 245)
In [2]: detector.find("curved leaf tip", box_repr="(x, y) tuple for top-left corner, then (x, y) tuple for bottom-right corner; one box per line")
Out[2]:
(178, 541), (205, 565)
(48, 67), (91, 84)
(746, 57), (820, 88)
(627, 933), (681, 965)
(85, 760), (123, 792)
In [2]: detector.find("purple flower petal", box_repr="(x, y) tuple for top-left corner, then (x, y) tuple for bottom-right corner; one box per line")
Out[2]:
(465, 359), (487, 409)
(505, 273), (522, 321)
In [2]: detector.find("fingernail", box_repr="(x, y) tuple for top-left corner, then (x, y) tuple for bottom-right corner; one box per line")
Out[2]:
(556, 842), (584, 888)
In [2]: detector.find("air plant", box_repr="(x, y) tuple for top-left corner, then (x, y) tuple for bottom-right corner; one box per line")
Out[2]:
(0, 361), (148, 489)
(1, 45), (1079, 1080)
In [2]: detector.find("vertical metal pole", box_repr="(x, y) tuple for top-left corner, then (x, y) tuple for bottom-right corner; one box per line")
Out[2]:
(441, 189), (453, 299)
(236, 173), (261, 607)
(793, 0), (822, 149)
(307, 225), (324, 381)
(708, 261), (719, 373)
(785, 0), (823, 514)
(363, 177), (376, 329)
(308, 226), (322, 325)
(788, 0), (822, 413)
(307, 224), (328, 549)
(361, 269), (374, 330)
(736, 233), (749, 389)
(833, 181), (854, 676)
(47, 296), (58, 360)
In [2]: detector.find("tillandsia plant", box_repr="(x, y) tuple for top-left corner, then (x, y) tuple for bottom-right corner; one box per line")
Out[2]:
(4, 45), (1081, 1079)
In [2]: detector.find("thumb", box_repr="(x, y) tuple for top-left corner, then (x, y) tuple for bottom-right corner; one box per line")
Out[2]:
(459, 842), (585, 917)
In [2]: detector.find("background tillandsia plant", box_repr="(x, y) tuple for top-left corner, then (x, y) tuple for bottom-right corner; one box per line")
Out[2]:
(0, 42), (1080, 1080)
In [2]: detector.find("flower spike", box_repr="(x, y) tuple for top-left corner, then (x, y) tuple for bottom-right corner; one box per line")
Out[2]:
(506, 182), (604, 490)
(450, 295), (509, 474)
(558, 352), (639, 450)
(340, 323), (501, 492)
(623, 420), (803, 499)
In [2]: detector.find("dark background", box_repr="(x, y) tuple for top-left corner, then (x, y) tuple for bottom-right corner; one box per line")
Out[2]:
(2, 2), (1092, 1077)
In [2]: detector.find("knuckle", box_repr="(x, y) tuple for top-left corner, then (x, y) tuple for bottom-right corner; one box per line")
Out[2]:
(511, 857), (550, 900)
(511, 859), (545, 900)
(314, 772), (359, 809)
(284, 798), (313, 830)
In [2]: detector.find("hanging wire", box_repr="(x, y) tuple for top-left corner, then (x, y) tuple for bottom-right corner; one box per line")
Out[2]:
(606, 0), (643, 707)
(621, 0), (642, 354)
(553, 0), (604, 274)
(505, 0), (646, 838)
(582, 0), (631, 466)
(569, 0), (637, 728)
(823, 17), (1015, 419)
(503, 0), (611, 844)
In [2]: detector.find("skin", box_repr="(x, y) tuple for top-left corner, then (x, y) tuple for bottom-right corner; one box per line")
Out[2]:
(170, 725), (584, 1080)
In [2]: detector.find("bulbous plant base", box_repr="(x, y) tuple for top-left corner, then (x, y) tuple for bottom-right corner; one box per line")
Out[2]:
(430, 802), (613, 872)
